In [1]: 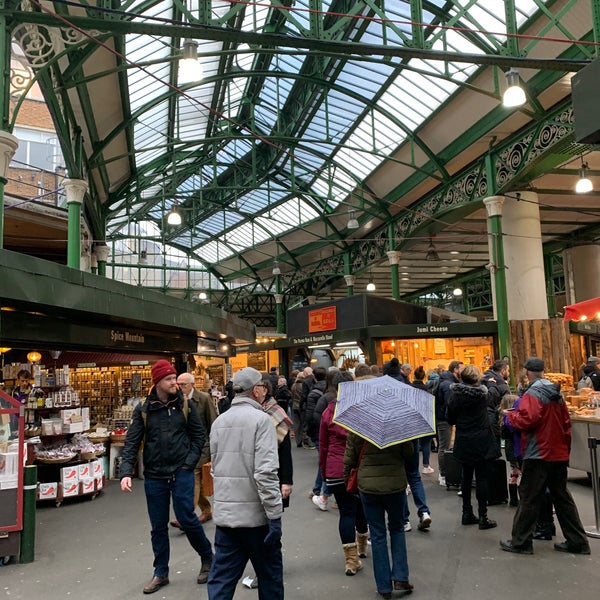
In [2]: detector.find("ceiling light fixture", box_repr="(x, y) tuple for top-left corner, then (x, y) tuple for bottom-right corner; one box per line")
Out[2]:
(366, 271), (376, 292)
(179, 39), (203, 84)
(503, 68), (526, 108)
(167, 204), (182, 225)
(453, 287), (463, 296)
(139, 249), (148, 265)
(27, 351), (42, 364)
(272, 259), (281, 275)
(347, 208), (359, 230)
(575, 157), (593, 193)
(426, 238), (440, 261)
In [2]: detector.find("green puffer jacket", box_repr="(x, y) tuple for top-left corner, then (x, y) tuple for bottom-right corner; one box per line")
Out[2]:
(343, 432), (413, 494)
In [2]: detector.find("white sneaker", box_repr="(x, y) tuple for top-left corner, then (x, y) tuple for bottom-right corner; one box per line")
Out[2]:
(422, 466), (435, 474)
(404, 522), (412, 532)
(418, 512), (432, 531)
(438, 475), (446, 487)
(312, 494), (328, 511)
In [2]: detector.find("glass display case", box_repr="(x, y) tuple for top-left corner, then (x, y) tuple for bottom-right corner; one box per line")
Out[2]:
(0, 389), (25, 560)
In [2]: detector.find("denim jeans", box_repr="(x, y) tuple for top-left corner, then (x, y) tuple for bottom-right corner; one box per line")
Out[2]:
(419, 435), (433, 467)
(207, 525), (283, 600)
(311, 438), (330, 496)
(144, 468), (213, 578)
(404, 440), (430, 522)
(360, 490), (409, 593)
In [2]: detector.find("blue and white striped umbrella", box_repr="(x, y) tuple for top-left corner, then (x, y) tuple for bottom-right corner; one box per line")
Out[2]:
(333, 375), (436, 449)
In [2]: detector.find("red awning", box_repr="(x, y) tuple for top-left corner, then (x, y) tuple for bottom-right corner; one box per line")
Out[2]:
(563, 297), (600, 322)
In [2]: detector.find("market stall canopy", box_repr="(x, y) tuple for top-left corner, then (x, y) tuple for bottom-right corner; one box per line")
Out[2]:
(563, 297), (600, 322)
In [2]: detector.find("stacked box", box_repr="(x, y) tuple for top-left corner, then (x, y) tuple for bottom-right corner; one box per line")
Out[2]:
(91, 459), (104, 478)
(78, 463), (91, 479)
(95, 476), (104, 490)
(60, 465), (79, 485)
(61, 482), (79, 497)
(38, 482), (58, 499)
(80, 478), (95, 494)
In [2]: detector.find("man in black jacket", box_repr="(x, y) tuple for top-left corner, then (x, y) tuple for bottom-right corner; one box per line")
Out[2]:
(120, 360), (213, 594)
(481, 359), (510, 451)
(436, 360), (464, 486)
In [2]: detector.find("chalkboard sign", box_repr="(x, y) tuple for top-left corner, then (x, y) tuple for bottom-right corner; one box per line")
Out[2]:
(248, 352), (266, 371)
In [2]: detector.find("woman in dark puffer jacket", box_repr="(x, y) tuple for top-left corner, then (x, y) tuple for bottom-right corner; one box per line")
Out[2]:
(447, 364), (500, 530)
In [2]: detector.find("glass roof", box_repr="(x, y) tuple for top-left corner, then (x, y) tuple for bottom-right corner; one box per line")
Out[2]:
(11, 0), (590, 319)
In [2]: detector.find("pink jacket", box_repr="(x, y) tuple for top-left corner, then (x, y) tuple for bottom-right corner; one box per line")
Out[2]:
(319, 400), (349, 479)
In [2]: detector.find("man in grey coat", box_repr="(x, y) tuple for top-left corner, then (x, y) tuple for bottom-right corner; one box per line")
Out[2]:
(207, 367), (284, 600)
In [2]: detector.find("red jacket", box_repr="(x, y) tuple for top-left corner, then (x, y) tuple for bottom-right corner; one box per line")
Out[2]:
(506, 378), (571, 461)
(319, 399), (349, 480)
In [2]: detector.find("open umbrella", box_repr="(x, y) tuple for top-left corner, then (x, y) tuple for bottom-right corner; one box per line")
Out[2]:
(333, 375), (435, 449)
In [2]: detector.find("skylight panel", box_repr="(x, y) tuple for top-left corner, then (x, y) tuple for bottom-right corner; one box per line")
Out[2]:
(200, 240), (235, 263)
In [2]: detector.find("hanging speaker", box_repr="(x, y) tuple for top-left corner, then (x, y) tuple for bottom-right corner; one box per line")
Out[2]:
(571, 57), (600, 144)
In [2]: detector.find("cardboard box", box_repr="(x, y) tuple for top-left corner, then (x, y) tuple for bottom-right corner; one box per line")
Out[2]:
(95, 476), (104, 490)
(60, 482), (79, 497)
(60, 408), (81, 423)
(0, 452), (18, 477)
(38, 482), (58, 499)
(78, 463), (91, 479)
(91, 459), (103, 477)
(60, 465), (79, 485)
(61, 422), (84, 434)
(79, 478), (95, 494)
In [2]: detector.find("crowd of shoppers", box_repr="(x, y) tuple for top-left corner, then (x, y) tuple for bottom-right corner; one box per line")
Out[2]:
(119, 354), (591, 599)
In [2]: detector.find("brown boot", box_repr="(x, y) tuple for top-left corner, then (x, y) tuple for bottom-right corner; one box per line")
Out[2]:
(342, 543), (363, 576)
(356, 532), (369, 558)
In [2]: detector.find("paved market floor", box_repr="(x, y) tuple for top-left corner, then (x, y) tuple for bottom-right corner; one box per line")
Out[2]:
(2, 446), (600, 600)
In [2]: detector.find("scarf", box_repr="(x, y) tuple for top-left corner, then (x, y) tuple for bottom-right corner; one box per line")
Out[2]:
(262, 398), (292, 444)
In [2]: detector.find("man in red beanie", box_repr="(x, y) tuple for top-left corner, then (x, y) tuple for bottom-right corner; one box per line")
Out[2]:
(120, 359), (214, 593)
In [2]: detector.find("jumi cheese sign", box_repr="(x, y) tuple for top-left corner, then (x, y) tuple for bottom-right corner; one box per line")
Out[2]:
(308, 306), (337, 333)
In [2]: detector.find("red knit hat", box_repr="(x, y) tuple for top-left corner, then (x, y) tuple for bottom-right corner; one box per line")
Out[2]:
(151, 360), (177, 385)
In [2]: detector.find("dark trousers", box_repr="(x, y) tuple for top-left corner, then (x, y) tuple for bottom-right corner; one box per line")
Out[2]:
(511, 459), (588, 547)
(461, 460), (489, 518)
(328, 482), (368, 544)
(144, 469), (213, 578)
(208, 525), (283, 600)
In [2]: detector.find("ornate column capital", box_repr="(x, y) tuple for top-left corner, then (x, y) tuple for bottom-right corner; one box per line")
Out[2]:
(274, 293), (283, 304)
(93, 243), (110, 263)
(386, 250), (401, 265)
(63, 178), (88, 204)
(343, 275), (356, 287)
(483, 195), (505, 217)
(0, 131), (19, 180)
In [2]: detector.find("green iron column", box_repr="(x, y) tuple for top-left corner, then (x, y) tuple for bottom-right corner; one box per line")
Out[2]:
(387, 250), (401, 300)
(0, 131), (18, 247)
(94, 243), (110, 276)
(63, 178), (88, 269)
(544, 253), (556, 316)
(483, 196), (511, 361)
(344, 274), (355, 296)
(274, 273), (284, 334)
